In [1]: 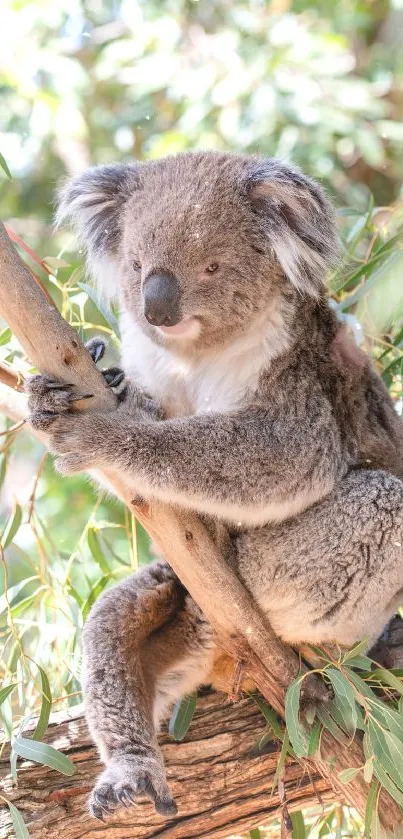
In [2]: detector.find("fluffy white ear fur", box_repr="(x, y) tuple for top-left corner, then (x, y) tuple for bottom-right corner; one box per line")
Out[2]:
(56, 163), (140, 299)
(245, 160), (340, 297)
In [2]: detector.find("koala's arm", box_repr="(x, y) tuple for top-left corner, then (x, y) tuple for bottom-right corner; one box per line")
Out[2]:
(32, 382), (345, 524)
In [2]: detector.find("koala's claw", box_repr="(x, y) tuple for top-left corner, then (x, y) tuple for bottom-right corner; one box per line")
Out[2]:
(89, 757), (178, 820)
(86, 336), (107, 364)
(103, 366), (125, 389)
(86, 336), (126, 395)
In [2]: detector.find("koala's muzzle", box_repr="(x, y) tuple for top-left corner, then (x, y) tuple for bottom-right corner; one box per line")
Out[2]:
(142, 273), (181, 327)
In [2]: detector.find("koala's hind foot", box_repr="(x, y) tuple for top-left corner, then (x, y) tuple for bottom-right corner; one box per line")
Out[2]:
(89, 753), (177, 820)
(83, 561), (214, 820)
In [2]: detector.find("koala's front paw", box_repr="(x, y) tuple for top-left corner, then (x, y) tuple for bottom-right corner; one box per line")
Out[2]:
(89, 754), (177, 820)
(26, 374), (110, 475)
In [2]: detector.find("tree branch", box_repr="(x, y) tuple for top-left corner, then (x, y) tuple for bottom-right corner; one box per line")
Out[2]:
(0, 696), (336, 839)
(0, 220), (401, 833)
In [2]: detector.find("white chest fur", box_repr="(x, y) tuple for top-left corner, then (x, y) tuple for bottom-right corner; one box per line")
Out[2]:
(120, 312), (285, 418)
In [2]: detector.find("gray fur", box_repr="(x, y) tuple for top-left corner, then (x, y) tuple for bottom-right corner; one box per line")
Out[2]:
(28, 150), (403, 818)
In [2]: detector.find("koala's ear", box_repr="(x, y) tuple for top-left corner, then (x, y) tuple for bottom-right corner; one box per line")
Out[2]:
(244, 160), (339, 296)
(56, 163), (141, 296)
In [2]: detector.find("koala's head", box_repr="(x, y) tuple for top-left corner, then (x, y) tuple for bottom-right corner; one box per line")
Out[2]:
(57, 151), (339, 353)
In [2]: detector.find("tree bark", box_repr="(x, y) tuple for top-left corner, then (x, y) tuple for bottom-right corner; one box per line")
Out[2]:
(0, 694), (336, 839)
(0, 221), (402, 834)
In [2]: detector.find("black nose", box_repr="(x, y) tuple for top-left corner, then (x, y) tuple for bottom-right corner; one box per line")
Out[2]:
(142, 273), (181, 327)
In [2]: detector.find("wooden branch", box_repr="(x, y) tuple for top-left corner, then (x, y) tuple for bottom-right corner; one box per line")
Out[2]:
(0, 220), (402, 833)
(0, 695), (336, 839)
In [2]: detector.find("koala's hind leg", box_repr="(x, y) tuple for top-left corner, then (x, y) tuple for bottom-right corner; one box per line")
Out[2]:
(82, 561), (214, 820)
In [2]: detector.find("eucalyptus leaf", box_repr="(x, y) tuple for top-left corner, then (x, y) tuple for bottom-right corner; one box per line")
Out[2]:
(285, 675), (308, 757)
(365, 781), (379, 837)
(366, 718), (403, 793)
(1, 504), (23, 549)
(290, 811), (306, 839)
(0, 683), (17, 707)
(326, 667), (358, 736)
(13, 736), (76, 776)
(32, 666), (52, 742)
(0, 151), (12, 180)
(7, 802), (30, 838)
(78, 281), (121, 338)
(338, 766), (361, 784)
(168, 693), (197, 741)
(87, 528), (109, 573)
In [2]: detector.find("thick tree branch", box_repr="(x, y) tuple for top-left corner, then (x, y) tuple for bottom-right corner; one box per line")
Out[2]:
(0, 220), (401, 834)
(0, 696), (336, 839)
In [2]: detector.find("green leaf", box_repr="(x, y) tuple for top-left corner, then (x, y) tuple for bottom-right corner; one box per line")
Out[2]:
(368, 697), (403, 742)
(371, 667), (403, 697)
(0, 683), (17, 706)
(87, 528), (109, 573)
(249, 830), (261, 839)
(372, 756), (403, 807)
(326, 667), (358, 736)
(0, 576), (38, 616)
(290, 811), (306, 839)
(168, 693), (197, 741)
(338, 766), (361, 784)
(32, 666), (52, 742)
(308, 721), (321, 756)
(365, 781), (379, 837)
(285, 674), (308, 757)
(0, 152), (12, 180)
(7, 802), (30, 838)
(78, 282), (121, 338)
(13, 736), (76, 776)
(1, 504), (23, 549)
(366, 718), (403, 793)
(364, 757), (374, 784)
(43, 256), (71, 272)
(343, 639), (370, 661)
(316, 704), (349, 745)
(272, 730), (290, 792)
(252, 694), (285, 740)
(82, 574), (111, 621)
(0, 327), (12, 346)
(344, 656), (373, 671)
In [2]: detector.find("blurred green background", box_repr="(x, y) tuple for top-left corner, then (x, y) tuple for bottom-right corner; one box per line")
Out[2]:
(0, 1), (403, 836)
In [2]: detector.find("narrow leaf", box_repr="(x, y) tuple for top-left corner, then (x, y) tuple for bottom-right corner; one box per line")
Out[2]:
(338, 766), (361, 784)
(308, 721), (321, 756)
(0, 152), (12, 180)
(371, 667), (403, 697)
(249, 830), (261, 839)
(252, 695), (284, 740)
(365, 781), (379, 837)
(13, 736), (76, 776)
(1, 504), (23, 549)
(0, 683), (17, 706)
(0, 327), (12, 346)
(290, 811), (306, 839)
(7, 802), (30, 838)
(32, 667), (52, 742)
(87, 528), (109, 573)
(78, 281), (121, 338)
(168, 693), (197, 741)
(326, 667), (358, 736)
(285, 675), (308, 757)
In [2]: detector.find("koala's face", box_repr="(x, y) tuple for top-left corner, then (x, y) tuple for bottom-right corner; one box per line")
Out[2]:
(57, 151), (338, 352)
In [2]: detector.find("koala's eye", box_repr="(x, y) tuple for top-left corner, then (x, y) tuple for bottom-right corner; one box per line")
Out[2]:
(205, 262), (219, 274)
(132, 260), (141, 271)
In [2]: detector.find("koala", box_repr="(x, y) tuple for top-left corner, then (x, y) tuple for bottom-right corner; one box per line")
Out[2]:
(27, 151), (403, 820)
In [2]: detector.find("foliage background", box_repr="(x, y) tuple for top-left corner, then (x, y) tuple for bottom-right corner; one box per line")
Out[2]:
(1, 0), (403, 836)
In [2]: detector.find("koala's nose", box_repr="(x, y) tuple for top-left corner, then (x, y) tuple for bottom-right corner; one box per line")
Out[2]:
(142, 273), (181, 327)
